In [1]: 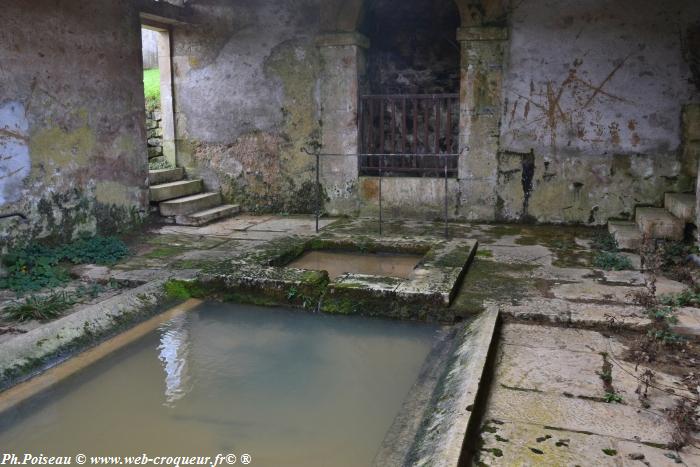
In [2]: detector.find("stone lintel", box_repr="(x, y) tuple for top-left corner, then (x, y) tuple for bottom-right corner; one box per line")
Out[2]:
(315, 32), (370, 49)
(457, 26), (508, 42)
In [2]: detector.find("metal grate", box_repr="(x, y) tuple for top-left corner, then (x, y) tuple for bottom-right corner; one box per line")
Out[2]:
(359, 94), (459, 178)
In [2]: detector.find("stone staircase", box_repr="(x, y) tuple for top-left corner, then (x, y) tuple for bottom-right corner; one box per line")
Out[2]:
(148, 168), (240, 226)
(608, 193), (696, 250)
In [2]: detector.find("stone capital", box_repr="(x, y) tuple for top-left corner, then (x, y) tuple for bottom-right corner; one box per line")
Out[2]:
(315, 32), (370, 49)
(457, 27), (508, 42)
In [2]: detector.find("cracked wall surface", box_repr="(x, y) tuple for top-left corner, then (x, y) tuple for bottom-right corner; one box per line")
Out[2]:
(495, 0), (700, 223)
(171, 0), (323, 214)
(0, 0), (148, 249)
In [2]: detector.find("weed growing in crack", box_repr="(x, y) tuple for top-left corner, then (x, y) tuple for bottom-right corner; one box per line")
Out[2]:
(668, 398), (700, 450)
(3, 290), (79, 322)
(635, 368), (655, 408)
(591, 232), (632, 270)
(626, 236), (700, 449)
(597, 352), (624, 403)
(603, 392), (623, 404)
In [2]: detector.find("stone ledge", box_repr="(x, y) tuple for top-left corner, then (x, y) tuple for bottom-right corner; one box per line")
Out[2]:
(0, 272), (195, 391)
(457, 26), (508, 42)
(315, 32), (370, 49)
(407, 307), (500, 466)
(187, 233), (478, 321)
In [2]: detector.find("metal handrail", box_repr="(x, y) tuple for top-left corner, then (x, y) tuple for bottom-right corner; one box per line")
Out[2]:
(303, 149), (461, 239)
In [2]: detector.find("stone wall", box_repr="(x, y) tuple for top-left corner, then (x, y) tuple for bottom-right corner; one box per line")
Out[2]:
(146, 110), (166, 167)
(362, 0), (461, 94)
(0, 0), (148, 249)
(167, 0), (699, 224)
(142, 29), (159, 70)
(170, 0), (323, 214)
(493, 0), (700, 224)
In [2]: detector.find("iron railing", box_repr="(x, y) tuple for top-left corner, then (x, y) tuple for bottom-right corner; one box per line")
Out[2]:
(359, 94), (459, 178)
(305, 149), (461, 239)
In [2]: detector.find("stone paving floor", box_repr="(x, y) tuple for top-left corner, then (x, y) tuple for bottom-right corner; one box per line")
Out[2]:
(325, 218), (700, 466)
(1, 215), (699, 465)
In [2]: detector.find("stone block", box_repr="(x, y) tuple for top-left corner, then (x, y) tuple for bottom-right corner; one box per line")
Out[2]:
(159, 192), (222, 217)
(176, 204), (240, 227)
(148, 167), (184, 185)
(148, 146), (163, 159)
(664, 193), (696, 223)
(635, 207), (684, 240)
(607, 221), (641, 251)
(70, 264), (111, 283)
(149, 179), (203, 202)
(683, 103), (700, 141)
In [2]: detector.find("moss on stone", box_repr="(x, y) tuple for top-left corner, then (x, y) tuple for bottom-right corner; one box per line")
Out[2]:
(450, 258), (537, 314)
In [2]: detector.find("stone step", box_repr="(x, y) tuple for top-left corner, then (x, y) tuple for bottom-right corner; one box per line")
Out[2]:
(176, 204), (241, 226)
(159, 192), (222, 217)
(607, 221), (642, 251)
(149, 179), (203, 203)
(148, 167), (184, 186)
(664, 192), (696, 223)
(635, 207), (684, 241)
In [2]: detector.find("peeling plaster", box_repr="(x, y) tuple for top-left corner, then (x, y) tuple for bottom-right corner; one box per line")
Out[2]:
(0, 101), (30, 206)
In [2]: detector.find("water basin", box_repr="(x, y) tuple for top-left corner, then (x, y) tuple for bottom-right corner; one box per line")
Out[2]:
(286, 250), (422, 279)
(0, 302), (439, 466)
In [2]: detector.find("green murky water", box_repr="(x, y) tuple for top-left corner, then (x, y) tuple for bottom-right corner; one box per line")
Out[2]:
(0, 303), (438, 466)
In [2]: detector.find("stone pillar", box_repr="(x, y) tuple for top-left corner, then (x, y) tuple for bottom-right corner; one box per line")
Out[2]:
(316, 32), (369, 215)
(157, 30), (176, 167)
(457, 26), (508, 221)
(685, 104), (700, 241)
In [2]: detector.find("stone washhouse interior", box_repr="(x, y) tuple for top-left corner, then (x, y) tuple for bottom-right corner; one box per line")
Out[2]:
(1, 0), (700, 466)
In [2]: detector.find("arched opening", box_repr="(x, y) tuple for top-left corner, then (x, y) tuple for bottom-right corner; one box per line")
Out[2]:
(361, 0), (461, 95)
(358, 0), (461, 177)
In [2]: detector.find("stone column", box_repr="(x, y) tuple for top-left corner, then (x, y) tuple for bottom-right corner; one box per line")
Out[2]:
(457, 26), (508, 221)
(685, 104), (700, 241)
(316, 32), (369, 216)
(157, 30), (176, 167)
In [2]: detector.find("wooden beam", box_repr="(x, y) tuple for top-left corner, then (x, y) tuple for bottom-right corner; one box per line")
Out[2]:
(135, 0), (194, 27)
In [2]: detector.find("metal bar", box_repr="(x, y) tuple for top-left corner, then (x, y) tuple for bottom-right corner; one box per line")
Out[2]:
(402, 98), (407, 156)
(446, 98), (452, 154)
(435, 98), (441, 166)
(316, 152), (320, 233)
(358, 165), (458, 174)
(379, 99), (385, 157)
(379, 152), (383, 236)
(391, 99), (397, 155)
(359, 97), (365, 179)
(412, 98), (418, 168)
(444, 152), (449, 239)
(362, 93), (459, 99)
(368, 98), (374, 161)
(424, 101), (429, 163)
(319, 152), (461, 157)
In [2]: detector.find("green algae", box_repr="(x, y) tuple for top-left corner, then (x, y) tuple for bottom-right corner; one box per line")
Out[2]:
(450, 258), (537, 313)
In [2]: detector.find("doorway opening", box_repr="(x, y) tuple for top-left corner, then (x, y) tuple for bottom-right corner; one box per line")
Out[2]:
(141, 24), (176, 170)
(359, 0), (461, 178)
